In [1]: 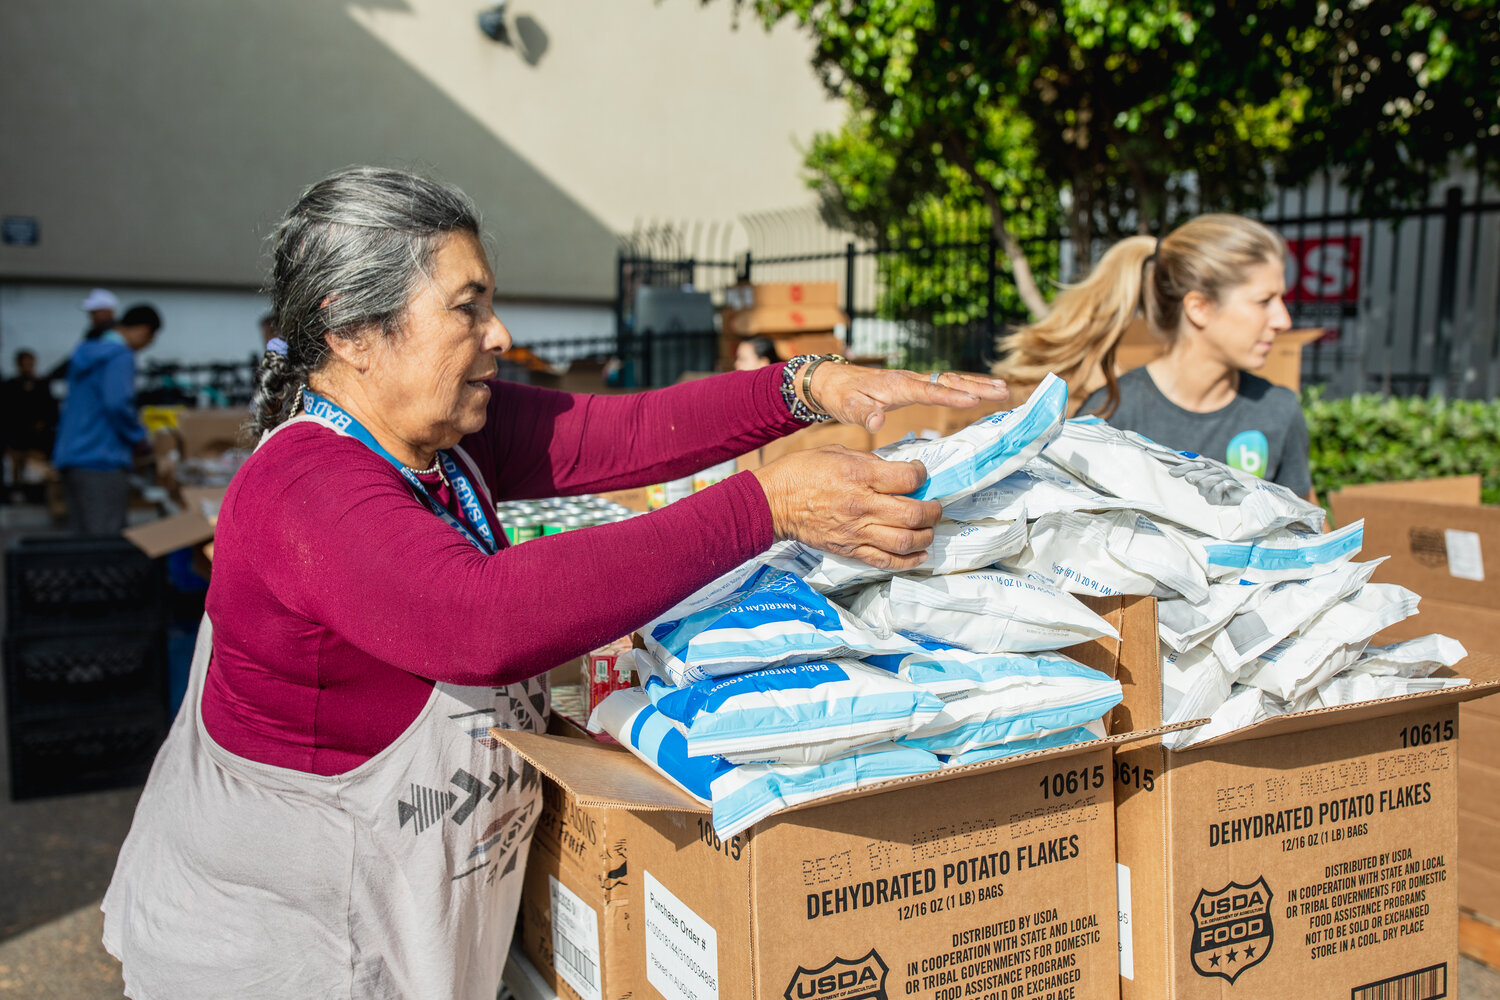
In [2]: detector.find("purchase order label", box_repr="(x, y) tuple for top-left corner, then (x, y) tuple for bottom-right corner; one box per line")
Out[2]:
(645, 870), (719, 1000)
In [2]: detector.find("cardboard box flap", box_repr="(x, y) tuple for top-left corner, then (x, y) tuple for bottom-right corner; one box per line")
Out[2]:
(495, 721), (1202, 819)
(1332, 474), (1482, 507)
(123, 510), (215, 558)
(1186, 653), (1500, 750)
(495, 730), (709, 813)
(766, 721), (1203, 818)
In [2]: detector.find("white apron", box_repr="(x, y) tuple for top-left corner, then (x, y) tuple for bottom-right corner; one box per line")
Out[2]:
(103, 418), (545, 999)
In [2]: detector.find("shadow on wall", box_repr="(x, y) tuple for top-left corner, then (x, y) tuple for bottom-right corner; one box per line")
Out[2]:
(1, 0), (613, 297)
(515, 14), (549, 66)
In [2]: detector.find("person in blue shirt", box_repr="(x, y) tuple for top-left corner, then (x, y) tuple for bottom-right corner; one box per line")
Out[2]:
(52, 303), (161, 534)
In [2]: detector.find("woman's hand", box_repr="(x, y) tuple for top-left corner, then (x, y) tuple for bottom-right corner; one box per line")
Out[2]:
(751, 446), (942, 570)
(805, 363), (1010, 433)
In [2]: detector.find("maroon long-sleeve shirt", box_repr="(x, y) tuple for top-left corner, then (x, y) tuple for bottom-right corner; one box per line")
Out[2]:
(202, 365), (802, 774)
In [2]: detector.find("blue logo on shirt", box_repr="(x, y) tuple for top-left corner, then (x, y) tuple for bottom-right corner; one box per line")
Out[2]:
(1227, 430), (1270, 478)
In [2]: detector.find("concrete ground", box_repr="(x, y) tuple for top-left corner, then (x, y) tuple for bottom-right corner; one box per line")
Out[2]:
(3, 505), (1500, 998)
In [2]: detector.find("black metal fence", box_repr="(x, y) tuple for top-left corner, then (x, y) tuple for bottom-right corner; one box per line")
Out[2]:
(614, 173), (1500, 398)
(125, 175), (1500, 400)
(1256, 178), (1500, 399)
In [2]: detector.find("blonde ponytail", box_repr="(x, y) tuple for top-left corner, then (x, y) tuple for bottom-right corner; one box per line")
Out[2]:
(993, 235), (1155, 417)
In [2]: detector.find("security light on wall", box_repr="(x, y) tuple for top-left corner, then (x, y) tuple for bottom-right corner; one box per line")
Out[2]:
(477, 2), (511, 44)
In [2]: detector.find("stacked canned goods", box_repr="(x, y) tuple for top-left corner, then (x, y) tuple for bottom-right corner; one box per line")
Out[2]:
(495, 494), (638, 545)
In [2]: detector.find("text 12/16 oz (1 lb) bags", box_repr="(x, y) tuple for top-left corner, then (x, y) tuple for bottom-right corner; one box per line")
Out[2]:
(589, 689), (942, 839)
(643, 565), (911, 685)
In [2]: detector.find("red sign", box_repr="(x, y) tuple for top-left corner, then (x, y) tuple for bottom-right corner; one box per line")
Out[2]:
(1284, 236), (1362, 304)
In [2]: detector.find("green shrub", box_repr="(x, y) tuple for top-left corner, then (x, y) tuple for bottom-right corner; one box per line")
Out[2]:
(1303, 388), (1500, 505)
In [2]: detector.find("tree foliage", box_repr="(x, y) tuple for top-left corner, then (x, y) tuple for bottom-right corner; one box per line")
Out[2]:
(719, 0), (1499, 319)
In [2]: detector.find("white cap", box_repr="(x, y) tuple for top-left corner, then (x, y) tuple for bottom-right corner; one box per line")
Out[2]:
(80, 288), (119, 312)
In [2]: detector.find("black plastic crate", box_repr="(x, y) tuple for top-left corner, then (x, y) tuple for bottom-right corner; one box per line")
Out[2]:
(5, 536), (165, 635)
(3, 629), (166, 721)
(7, 705), (168, 800)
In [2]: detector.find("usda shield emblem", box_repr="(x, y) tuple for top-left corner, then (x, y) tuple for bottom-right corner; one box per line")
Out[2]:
(1190, 877), (1274, 984)
(784, 949), (889, 1000)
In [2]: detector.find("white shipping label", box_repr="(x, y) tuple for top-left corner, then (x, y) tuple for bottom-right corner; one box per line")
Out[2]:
(1445, 529), (1485, 581)
(1117, 863), (1134, 981)
(645, 870), (719, 1000)
(549, 875), (602, 1000)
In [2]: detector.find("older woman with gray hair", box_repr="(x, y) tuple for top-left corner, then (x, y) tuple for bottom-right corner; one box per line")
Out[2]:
(101, 166), (1006, 999)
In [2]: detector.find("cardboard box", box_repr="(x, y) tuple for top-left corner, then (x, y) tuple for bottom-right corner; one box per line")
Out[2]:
(502, 597), (1182, 1000)
(519, 712), (640, 1000)
(1112, 640), (1500, 1000)
(1330, 476), (1495, 622)
(720, 283), (852, 346)
(1109, 323), (1324, 394)
(122, 485), (225, 558)
(724, 305), (850, 338)
(1330, 475), (1500, 924)
(173, 407), (251, 460)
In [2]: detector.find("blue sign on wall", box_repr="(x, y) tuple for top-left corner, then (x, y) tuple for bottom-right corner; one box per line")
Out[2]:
(2, 217), (40, 246)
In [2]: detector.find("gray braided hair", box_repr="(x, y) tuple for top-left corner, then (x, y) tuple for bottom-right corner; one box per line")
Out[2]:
(250, 166), (482, 435)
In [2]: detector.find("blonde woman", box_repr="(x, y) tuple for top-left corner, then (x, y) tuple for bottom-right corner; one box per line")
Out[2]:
(995, 214), (1312, 499)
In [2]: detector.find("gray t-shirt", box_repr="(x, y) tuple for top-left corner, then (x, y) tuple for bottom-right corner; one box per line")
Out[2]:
(1079, 367), (1312, 496)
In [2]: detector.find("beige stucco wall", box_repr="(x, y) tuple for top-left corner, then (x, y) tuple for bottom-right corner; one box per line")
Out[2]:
(0, 0), (843, 300)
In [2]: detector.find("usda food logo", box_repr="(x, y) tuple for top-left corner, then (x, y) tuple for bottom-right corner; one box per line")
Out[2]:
(1227, 430), (1269, 478)
(784, 950), (889, 1000)
(1190, 877), (1274, 983)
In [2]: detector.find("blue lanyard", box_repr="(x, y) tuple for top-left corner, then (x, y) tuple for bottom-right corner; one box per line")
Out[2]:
(300, 389), (498, 555)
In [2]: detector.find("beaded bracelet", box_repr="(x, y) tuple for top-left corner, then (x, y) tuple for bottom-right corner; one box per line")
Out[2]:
(779, 354), (849, 423)
(779, 355), (826, 422)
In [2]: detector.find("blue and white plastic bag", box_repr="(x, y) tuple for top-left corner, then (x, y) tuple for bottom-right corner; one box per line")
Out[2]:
(637, 653), (945, 764)
(999, 510), (1210, 603)
(804, 516), (1029, 594)
(1242, 582), (1421, 701)
(942, 459), (1159, 523)
(1201, 558), (1384, 671)
(643, 565), (908, 685)
(590, 689), (941, 839)
(1200, 519), (1364, 583)
(848, 569), (1119, 654)
(889, 648), (1123, 755)
(1042, 417), (1324, 540)
(941, 720), (1106, 767)
(882, 372), (1069, 504)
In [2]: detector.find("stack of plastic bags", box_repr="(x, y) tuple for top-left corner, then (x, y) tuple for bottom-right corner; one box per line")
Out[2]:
(1034, 416), (1468, 746)
(591, 374), (1468, 835)
(590, 374), (1126, 838)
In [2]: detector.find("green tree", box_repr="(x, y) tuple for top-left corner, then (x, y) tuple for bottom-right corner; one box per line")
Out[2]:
(803, 104), (1058, 364)
(719, 0), (1499, 319)
(1275, 0), (1500, 216)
